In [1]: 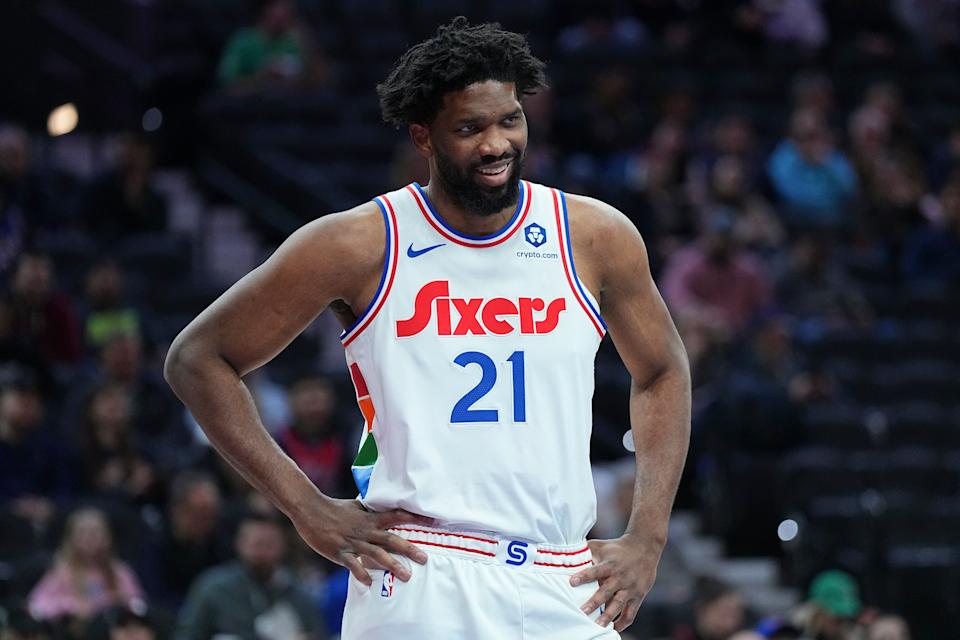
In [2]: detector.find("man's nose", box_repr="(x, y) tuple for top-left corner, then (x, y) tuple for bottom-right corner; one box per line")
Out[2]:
(478, 130), (512, 159)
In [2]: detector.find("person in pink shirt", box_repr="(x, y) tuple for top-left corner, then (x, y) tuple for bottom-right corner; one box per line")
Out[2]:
(28, 507), (144, 624)
(661, 207), (773, 337)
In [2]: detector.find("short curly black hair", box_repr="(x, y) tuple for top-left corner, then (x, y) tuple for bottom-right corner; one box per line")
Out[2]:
(377, 17), (548, 127)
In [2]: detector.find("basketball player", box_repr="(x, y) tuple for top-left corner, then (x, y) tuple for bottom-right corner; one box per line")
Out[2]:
(165, 18), (690, 639)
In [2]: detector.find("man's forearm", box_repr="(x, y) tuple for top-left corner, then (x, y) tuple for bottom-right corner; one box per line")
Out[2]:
(164, 340), (323, 519)
(624, 365), (691, 546)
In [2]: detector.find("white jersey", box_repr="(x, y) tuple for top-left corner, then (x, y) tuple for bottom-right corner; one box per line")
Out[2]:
(341, 180), (606, 545)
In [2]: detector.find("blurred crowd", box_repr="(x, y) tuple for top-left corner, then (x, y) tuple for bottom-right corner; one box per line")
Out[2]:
(4, 0), (960, 638)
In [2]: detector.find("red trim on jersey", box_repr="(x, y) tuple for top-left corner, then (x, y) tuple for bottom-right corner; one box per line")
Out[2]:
(534, 559), (593, 568)
(537, 546), (590, 556)
(406, 539), (497, 557)
(342, 195), (400, 347)
(389, 527), (497, 545)
(406, 181), (532, 248)
(551, 189), (605, 337)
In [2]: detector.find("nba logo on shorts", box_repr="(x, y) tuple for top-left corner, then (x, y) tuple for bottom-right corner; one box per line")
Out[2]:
(381, 571), (395, 598)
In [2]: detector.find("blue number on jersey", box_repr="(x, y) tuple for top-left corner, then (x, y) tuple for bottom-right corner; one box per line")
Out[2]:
(451, 351), (499, 422)
(451, 351), (526, 424)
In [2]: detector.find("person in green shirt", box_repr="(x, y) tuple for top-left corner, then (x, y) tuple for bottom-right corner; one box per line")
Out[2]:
(174, 511), (325, 640)
(217, 0), (327, 93)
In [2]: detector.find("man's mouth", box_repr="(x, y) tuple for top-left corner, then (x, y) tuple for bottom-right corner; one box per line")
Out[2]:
(474, 158), (513, 186)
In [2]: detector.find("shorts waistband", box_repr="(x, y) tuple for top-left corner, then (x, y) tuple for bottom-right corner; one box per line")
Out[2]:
(388, 525), (593, 573)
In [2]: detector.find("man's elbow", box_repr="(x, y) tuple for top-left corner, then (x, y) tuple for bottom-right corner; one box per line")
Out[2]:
(671, 340), (692, 387)
(163, 329), (206, 394)
(637, 341), (691, 393)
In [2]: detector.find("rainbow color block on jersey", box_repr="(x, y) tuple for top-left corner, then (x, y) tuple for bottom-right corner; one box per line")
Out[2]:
(349, 362), (378, 497)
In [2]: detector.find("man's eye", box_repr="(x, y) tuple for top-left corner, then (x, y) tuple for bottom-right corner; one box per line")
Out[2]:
(458, 125), (478, 134)
(503, 116), (520, 125)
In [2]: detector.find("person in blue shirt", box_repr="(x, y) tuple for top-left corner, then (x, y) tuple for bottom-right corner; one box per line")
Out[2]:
(768, 109), (858, 228)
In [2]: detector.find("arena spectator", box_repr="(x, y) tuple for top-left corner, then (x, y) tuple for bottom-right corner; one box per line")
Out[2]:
(689, 112), (764, 204)
(0, 295), (54, 397)
(776, 234), (874, 330)
(713, 311), (814, 452)
(174, 511), (324, 640)
(610, 119), (695, 248)
(79, 134), (168, 241)
(28, 507), (145, 625)
(671, 576), (747, 640)
(901, 176), (960, 284)
(847, 103), (893, 194)
(81, 260), (141, 354)
(767, 109), (858, 228)
(8, 251), (82, 366)
(859, 81), (918, 158)
(858, 155), (927, 261)
(704, 154), (784, 253)
(568, 68), (645, 158)
(661, 208), (773, 336)
(77, 384), (157, 505)
(0, 123), (67, 231)
(87, 333), (184, 463)
(0, 379), (72, 529)
(276, 375), (351, 497)
(217, 0), (328, 93)
(148, 471), (223, 607)
(791, 570), (863, 640)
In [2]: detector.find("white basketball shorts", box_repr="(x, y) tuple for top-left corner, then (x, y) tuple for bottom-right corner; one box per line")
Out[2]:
(341, 525), (621, 640)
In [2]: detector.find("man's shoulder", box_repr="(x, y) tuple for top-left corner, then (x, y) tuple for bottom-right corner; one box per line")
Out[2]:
(555, 190), (637, 245)
(190, 562), (246, 595)
(286, 201), (385, 265)
(302, 200), (383, 236)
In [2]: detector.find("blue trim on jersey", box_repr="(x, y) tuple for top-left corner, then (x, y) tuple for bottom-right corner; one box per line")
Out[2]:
(412, 182), (525, 241)
(340, 197), (392, 340)
(559, 191), (608, 331)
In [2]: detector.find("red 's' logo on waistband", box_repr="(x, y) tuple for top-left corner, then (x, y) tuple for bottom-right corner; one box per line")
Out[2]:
(396, 280), (566, 337)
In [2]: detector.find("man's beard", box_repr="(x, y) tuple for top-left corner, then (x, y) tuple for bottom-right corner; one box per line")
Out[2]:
(433, 145), (524, 217)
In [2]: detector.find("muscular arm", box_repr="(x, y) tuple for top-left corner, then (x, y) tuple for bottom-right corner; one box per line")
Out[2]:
(592, 201), (691, 547)
(164, 206), (379, 516)
(567, 195), (691, 630)
(164, 203), (429, 583)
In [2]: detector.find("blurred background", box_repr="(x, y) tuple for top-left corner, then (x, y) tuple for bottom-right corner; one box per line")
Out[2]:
(1, 0), (959, 638)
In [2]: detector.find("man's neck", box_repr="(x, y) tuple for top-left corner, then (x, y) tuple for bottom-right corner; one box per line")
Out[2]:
(422, 180), (518, 238)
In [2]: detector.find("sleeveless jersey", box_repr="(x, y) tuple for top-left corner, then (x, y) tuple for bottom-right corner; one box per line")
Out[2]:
(341, 180), (607, 545)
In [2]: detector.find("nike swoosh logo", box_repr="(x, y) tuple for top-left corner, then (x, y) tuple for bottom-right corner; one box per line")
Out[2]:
(407, 243), (445, 258)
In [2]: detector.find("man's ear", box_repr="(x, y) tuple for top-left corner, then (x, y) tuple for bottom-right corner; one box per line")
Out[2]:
(409, 124), (432, 159)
